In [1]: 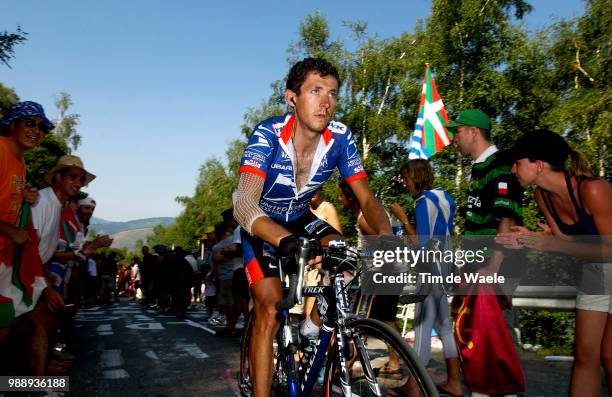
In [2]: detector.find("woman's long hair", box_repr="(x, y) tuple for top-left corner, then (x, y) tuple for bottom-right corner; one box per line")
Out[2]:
(566, 148), (594, 179)
(400, 159), (434, 196)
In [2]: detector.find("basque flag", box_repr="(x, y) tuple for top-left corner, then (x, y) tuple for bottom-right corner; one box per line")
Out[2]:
(408, 64), (452, 159)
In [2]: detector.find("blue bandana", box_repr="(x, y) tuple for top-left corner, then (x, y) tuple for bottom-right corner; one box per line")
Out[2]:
(1, 101), (55, 130)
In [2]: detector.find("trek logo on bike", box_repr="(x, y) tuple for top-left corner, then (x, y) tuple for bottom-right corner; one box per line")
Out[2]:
(303, 286), (325, 295)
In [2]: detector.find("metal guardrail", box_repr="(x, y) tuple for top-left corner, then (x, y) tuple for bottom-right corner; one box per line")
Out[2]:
(511, 285), (578, 310)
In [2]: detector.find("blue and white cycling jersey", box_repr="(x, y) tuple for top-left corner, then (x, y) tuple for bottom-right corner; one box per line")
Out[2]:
(239, 113), (367, 222)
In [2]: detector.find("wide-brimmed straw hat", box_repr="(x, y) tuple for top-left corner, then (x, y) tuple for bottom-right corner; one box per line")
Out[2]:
(44, 154), (96, 185)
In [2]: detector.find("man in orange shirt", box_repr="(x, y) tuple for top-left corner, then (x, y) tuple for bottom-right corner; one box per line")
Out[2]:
(0, 101), (65, 374)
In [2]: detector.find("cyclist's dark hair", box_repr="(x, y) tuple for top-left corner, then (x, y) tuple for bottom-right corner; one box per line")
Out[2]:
(286, 57), (341, 95)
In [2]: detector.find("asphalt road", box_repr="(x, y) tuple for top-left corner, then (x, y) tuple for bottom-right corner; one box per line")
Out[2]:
(68, 300), (242, 397)
(64, 300), (607, 396)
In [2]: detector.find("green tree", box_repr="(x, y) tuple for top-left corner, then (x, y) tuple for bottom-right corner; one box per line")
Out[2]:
(53, 92), (82, 152)
(543, 0), (611, 177)
(0, 26), (27, 68)
(24, 134), (68, 188)
(148, 139), (246, 248)
(0, 83), (19, 121)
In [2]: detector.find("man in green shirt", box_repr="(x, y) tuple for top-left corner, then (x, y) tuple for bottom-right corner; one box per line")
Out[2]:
(447, 109), (525, 397)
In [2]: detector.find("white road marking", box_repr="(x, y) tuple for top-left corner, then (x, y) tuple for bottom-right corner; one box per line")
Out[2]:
(75, 316), (120, 322)
(145, 350), (159, 361)
(100, 349), (124, 368)
(99, 331), (114, 336)
(184, 319), (216, 335)
(96, 324), (112, 332)
(126, 322), (164, 330)
(175, 342), (208, 359)
(134, 315), (154, 321)
(81, 306), (101, 311)
(103, 369), (130, 379)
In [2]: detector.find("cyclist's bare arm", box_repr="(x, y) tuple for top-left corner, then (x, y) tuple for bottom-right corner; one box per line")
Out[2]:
(349, 178), (393, 235)
(233, 172), (292, 247)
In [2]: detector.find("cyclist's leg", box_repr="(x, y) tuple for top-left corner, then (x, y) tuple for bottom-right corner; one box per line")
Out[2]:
(250, 277), (282, 397)
(241, 230), (284, 397)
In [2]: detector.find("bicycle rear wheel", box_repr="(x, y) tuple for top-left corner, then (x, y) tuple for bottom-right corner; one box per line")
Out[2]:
(323, 318), (438, 397)
(239, 310), (296, 397)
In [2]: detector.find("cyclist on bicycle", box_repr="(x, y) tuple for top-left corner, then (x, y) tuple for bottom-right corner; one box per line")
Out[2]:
(233, 57), (392, 396)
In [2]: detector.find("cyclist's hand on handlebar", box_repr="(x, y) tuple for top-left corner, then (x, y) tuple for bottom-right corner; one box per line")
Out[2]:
(278, 235), (299, 273)
(278, 235), (322, 270)
(306, 239), (322, 270)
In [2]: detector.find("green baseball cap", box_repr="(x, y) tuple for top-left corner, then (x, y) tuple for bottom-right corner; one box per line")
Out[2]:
(445, 109), (491, 131)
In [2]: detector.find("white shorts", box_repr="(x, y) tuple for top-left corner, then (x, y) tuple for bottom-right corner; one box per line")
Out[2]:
(576, 294), (612, 314)
(576, 262), (612, 313)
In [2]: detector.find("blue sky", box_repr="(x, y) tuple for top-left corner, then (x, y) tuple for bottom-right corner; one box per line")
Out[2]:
(1, 0), (585, 221)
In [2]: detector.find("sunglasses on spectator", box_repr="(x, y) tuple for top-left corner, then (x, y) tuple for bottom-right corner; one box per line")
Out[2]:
(22, 118), (50, 132)
(64, 172), (87, 183)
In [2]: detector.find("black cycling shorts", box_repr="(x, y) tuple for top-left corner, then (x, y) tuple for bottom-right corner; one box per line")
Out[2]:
(241, 210), (340, 286)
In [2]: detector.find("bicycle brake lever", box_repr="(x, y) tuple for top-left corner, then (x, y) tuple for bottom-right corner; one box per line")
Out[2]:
(295, 237), (310, 304)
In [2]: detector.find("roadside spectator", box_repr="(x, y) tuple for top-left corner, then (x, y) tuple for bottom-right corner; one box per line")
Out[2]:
(85, 254), (100, 306)
(0, 101), (60, 375)
(200, 228), (217, 320)
(185, 248), (202, 303)
(310, 188), (342, 233)
(211, 222), (237, 327)
(140, 245), (153, 304)
(170, 247), (194, 318)
(99, 252), (118, 305)
(447, 109), (525, 397)
(390, 159), (462, 397)
(131, 257), (142, 300)
(76, 195), (96, 235)
(499, 130), (612, 397)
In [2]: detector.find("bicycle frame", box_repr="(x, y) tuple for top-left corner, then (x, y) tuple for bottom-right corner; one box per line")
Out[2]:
(275, 247), (381, 397)
(241, 238), (439, 397)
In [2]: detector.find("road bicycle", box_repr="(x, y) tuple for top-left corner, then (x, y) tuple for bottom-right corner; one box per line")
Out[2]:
(238, 237), (439, 396)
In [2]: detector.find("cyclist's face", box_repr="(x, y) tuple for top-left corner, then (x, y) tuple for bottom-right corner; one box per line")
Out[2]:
(288, 72), (339, 134)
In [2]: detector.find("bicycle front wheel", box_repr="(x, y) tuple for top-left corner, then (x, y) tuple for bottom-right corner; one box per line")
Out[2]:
(323, 318), (438, 397)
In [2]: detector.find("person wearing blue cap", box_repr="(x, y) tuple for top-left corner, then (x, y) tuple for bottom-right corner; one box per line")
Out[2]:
(0, 101), (65, 376)
(1, 101), (55, 246)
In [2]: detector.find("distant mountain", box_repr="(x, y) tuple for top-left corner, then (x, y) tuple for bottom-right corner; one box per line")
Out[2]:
(90, 217), (175, 236)
(110, 228), (155, 252)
